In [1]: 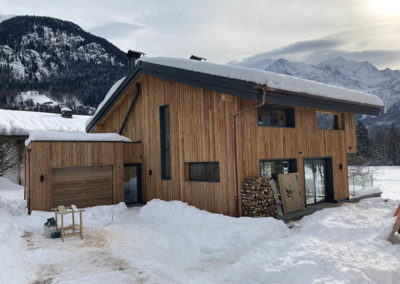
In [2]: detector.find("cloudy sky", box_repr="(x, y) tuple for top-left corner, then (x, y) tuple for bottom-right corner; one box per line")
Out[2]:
(1, 0), (400, 69)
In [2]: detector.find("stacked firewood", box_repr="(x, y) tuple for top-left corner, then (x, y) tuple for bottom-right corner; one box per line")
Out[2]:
(241, 176), (278, 218)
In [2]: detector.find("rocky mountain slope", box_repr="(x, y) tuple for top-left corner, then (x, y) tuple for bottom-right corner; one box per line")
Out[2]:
(0, 15), (126, 113)
(234, 56), (400, 128)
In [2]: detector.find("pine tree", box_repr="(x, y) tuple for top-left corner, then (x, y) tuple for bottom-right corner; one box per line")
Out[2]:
(387, 123), (400, 165)
(355, 120), (371, 164)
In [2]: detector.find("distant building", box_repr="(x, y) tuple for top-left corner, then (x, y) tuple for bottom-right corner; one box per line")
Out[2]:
(61, 107), (73, 118)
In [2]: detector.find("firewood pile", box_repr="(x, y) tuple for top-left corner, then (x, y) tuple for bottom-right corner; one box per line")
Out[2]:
(241, 176), (279, 218)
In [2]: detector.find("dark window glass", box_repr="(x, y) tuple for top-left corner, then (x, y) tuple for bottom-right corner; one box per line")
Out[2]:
(260, 159), (297, 179)
(160, 105), (171, 179)
(188, 162), (220, 182)
(189, 163), (206, 181)
(206, 163), (220, 182)
(258, 105), (295, 127)
(316, 112), (344, 130)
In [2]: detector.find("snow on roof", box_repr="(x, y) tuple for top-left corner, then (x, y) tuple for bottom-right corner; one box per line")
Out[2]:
(0, 109), (90, 135)
(61, 107), (72, 112)
(85, 76), (126, 127)
(139, 57), (384, 107)
(87, 56), (383, 130)
(25, 130), (132, 146)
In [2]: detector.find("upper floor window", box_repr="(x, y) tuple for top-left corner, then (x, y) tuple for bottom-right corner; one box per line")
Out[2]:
(316, 111), (344, 130)
(258, 105), (295, 127)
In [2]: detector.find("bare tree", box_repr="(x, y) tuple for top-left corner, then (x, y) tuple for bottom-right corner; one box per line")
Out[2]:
(0, 127), (18, 176)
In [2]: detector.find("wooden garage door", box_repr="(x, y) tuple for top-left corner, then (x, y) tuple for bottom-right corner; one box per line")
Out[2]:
(52, 166), (113, 208)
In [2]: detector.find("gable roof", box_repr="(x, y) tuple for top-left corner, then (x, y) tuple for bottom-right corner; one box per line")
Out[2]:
(86, 56), (384, 132)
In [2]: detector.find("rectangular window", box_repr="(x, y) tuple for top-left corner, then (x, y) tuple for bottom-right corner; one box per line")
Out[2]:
(316, 112), (344, 130)
(258, 105), (295, 127)
(186, 162), (220, 182)
(160, 105), (171, 179)
(260, 159), (297, 179)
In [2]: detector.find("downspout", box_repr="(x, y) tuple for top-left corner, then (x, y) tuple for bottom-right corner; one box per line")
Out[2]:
(119, 83), (141, 135)
(27, 148), (31, 215)
(24, 152), (27, 200)
(232, 85), (268, 217)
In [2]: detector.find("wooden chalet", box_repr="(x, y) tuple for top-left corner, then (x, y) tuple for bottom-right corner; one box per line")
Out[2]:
(26, 52), (383, 216)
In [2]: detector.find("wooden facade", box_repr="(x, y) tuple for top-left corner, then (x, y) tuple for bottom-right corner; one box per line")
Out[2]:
(25, 141), (142, 211)
(91, 74), (357, 216)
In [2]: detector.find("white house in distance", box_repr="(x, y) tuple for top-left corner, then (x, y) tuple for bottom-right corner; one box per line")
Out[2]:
(0, 109), (90, 183)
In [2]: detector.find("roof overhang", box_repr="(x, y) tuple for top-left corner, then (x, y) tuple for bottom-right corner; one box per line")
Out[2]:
(86, 61), (383, 132)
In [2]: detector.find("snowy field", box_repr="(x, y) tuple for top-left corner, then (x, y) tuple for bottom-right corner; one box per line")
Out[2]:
(0, 167), (399, 283)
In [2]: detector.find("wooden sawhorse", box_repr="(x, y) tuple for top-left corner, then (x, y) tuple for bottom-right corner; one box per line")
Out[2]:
(53, 205), (85, 242)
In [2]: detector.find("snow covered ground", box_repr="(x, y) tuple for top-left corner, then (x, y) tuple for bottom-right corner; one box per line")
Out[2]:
(0, 167), (399, 283)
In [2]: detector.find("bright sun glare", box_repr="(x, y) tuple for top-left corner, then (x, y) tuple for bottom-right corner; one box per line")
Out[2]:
(370, 0), (400, 16)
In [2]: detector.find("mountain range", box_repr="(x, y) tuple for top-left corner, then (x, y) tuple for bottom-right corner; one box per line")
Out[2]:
(0, 15), (126, 113)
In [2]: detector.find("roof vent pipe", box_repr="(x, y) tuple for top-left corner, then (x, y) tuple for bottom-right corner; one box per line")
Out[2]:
(190, 55), (206, 61)
(127, 50), (145, 73)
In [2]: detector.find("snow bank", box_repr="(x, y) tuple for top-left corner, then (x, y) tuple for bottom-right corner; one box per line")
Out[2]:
(85, 76), (125, 127)
(0, 109), (89, 135)
(372, 166), (400, 200)
(25, 130), (132, 146)
(139, 199), (290, 251)
(0, 178), (26, 283)
(0, 209), (26, 284)
(0, 177), (26, 216)
(140, 57), (384, 107)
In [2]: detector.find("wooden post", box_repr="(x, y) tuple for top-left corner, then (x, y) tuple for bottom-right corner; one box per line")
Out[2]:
(23, 153), (27, 200)
(61, 214), (64, 242)
(54, 209), (58, 231)
(72, 210), (75, 233)
(79, 211), (83, 239)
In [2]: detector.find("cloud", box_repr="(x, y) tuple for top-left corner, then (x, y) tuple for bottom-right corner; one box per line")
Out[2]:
(89, 22), (149, 39)
(261, 38), (344, 57)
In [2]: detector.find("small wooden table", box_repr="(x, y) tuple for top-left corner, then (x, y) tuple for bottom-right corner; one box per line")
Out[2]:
(53, 205), (85, 242)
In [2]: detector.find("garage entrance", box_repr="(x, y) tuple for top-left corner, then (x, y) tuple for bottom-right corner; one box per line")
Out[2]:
(52, 166), (113, 208)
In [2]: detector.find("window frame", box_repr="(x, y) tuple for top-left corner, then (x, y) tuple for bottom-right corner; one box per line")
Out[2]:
(316, 111), (345, 130)
(259, 158), (297, 179)
(257, 104), (295, 128)
(160, 105), (171, 180)
(186, 162), (220, 182)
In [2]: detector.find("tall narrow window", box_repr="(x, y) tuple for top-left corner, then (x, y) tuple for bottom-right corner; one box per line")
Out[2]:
(160, 105), (171, 179)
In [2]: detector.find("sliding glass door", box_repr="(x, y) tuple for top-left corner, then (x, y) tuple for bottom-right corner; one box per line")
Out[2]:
(304, 158), (328, 205)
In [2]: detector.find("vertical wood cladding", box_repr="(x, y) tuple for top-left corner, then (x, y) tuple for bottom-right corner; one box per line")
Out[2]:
(94, 74), (357, 216)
